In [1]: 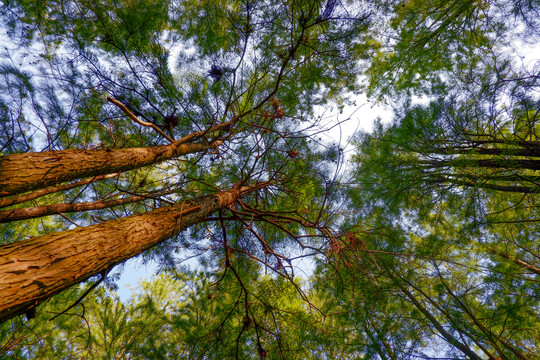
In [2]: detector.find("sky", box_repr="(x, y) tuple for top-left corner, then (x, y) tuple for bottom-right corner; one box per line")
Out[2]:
(2, 10), (538, 302)
(111, 34), (540, 299)
(112, 95), (395, 301)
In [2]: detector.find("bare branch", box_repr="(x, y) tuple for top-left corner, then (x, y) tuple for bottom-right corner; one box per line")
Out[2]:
(107, 97), (175, 143)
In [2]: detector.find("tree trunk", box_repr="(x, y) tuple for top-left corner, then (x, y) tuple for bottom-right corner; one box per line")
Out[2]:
(0, 141), (218, 198)
(398, 285), (484, 360)
(431, 176), (540, 194)
(419, 159), (540, 171)
(486, 247), (540, 276)
(435, 146), (540, 157)
(0, 189), (176, 223)
(0, 183), (265, 323)
(0, 173), (120, 209)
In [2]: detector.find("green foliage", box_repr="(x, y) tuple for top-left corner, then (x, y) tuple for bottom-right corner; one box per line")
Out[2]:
(0, 270), (331, 359)
(1, 0), (540, 358)
(363, 0), (535, 100)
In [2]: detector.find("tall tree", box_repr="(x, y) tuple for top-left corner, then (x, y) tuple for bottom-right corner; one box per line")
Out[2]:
(0, 0), (370, 325)
(0, 183), (267, 322)
(1, 0), (539, 357)
(352, 88), (540, 223)
(1, 269), (334, 359)
(337, 1), (540, 356)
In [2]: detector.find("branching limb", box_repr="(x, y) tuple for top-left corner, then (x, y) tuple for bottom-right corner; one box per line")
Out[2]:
(107, 97), (175, 143)
(0, 188), (177, 223)
(49, 268), (112, 321)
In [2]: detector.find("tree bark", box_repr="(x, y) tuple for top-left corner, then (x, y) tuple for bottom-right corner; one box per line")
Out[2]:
(0, 183), (265, 323)
(0, 141), (218, 198)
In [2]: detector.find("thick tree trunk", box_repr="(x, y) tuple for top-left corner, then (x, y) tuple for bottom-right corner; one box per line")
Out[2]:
(0, 141), (217, 198)
(0, 184), (264, 323)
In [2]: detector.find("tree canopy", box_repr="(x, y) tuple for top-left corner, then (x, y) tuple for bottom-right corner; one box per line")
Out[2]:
(1, 0), (539, 358)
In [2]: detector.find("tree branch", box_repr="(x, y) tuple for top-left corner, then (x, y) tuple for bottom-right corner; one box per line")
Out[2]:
(107, 97), (175, 143)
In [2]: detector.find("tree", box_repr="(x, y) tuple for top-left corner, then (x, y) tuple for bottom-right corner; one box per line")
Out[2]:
(2, 0), (540, 358)
(351, 86), (540, 223)
(314, 212), (540, 359)
(364, 0), (539, 99)
(1, 269), (334, 359)
(0, 117), (225, 198)
(339, 3), (540, 356)
(0, 0), (370, 325)
(0, 184), (268, 323)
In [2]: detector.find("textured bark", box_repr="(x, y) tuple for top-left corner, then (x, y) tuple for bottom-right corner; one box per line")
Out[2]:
(0, 141), (216, 198)
(0, 184), (264, 323)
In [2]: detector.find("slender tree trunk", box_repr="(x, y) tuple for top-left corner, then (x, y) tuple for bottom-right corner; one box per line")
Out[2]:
(419, 159), (540, 171)
(397, 286), (483, 360)
(466, 139), (540, 149)
(431, 176), (540, 194)
(435, 146), (540, 157)
(0, 183), (265, 323)
(437, 275), (529, 360)
(0, 189), (176, 223)
(398, 277), (498, 360)
(486, 247), (540, 276)
(0, 141), (218, 198)
(0, 173), (120, 209)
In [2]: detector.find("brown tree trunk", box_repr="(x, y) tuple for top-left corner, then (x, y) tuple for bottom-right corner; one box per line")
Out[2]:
(0, 141), (218, 198)
(0, 183), (265, 323)
(0, 173), (120, 209)
(420, 159), (540, 171)
(0, 189), (176, 223)
(397, 285), (484, 360)
(486, 247), (540, 276)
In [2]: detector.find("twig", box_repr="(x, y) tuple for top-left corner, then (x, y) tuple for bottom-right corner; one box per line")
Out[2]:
(107, 97), (175, 143)
(49, 268), (111, 321)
